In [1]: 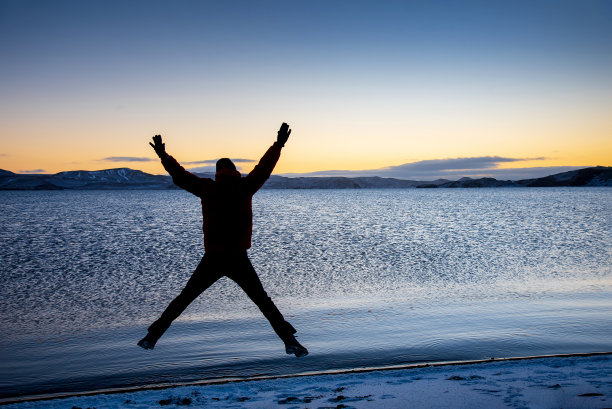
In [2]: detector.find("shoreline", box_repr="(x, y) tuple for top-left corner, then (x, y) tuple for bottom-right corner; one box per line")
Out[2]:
(2, 351), (610, 406)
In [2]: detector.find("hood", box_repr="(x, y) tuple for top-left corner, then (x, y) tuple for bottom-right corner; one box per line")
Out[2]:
(215, 168), (242, 181)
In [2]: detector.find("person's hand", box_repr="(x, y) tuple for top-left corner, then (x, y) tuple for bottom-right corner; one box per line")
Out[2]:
(277, 123), (291, 146)
(149, 134), (166, 158)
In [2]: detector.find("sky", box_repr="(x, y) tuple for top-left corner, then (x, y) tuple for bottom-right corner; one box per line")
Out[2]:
(1, 0), (611, 180)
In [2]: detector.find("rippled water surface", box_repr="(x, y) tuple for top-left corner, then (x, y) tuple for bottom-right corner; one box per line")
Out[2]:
(1, 188), (611, 399)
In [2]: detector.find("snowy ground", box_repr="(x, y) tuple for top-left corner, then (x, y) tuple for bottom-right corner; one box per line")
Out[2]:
(3, 354), (611, 409)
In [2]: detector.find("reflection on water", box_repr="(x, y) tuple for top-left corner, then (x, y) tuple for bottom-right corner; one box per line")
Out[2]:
(0, 188), (610, 398)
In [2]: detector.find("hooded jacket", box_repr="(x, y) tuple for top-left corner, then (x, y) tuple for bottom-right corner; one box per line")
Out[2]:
(161, 142), (283, 252)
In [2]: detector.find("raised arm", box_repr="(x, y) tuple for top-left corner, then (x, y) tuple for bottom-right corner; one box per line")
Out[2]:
(245, 123), (291, 194)
(150, 134), (207, 196)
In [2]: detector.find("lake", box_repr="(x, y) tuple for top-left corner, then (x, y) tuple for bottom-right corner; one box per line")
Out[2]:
(0, 188), (610, 399)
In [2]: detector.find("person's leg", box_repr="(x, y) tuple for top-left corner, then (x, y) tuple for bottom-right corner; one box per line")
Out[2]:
(139, 253), (221, 349)
(227, 252), (308, 357)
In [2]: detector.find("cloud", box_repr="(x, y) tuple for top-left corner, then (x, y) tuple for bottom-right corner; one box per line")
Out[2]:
(19, 169), (46, 174)
(383, 156), (546, 173)
(370, 156), (547, 178)
(183, 158), (256, 165)
(0, 153), (7, 157)
(99, 156), (156, 162)
(187, 165), (217, 174)
(281, 156), (583, 180)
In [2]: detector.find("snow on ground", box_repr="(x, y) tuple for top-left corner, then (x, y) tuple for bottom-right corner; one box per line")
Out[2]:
(5, 354), (611, 409)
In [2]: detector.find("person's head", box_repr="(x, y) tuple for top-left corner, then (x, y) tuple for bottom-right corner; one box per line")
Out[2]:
(216, 158), (236, 172)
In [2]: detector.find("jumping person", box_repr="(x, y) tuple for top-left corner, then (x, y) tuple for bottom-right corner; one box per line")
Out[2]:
(138, 123), (308, 357)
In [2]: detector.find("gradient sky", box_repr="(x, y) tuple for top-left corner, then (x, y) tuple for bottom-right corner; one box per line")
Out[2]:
(1, 0), (611, 179)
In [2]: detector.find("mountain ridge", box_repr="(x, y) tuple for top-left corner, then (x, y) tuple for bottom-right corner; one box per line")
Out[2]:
(0, 166), (610, 190)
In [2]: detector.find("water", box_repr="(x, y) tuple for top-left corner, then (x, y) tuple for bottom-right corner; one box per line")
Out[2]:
(1, 188), (611, 399)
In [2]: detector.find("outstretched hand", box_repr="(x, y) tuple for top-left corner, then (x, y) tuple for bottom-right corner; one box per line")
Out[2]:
(277, 123), (291, 146)
(149, 134), (166, 158)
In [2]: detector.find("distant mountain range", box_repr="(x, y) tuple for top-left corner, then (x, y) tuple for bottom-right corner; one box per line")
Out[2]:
(0, 166), (610, 190)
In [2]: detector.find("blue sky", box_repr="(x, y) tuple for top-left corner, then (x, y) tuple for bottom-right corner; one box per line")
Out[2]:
(1, 0), (611, 179)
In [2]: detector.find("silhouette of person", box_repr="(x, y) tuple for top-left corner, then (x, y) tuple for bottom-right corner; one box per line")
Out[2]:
(138, 123), (308, 357)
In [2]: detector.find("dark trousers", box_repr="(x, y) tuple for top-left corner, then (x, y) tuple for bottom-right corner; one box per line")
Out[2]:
(148, 251), (296, 342)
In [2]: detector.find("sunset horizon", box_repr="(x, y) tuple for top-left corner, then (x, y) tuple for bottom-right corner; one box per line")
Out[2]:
(0, 154), (605, 182)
